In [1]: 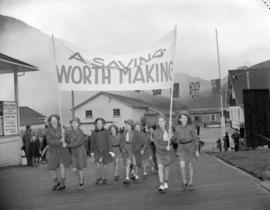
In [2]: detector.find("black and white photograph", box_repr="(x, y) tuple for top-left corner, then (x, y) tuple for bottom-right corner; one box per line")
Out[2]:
(0, 0), (270, 209)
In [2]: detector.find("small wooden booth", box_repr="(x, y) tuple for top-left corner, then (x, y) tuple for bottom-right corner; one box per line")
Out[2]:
(0, 53), (38, 166)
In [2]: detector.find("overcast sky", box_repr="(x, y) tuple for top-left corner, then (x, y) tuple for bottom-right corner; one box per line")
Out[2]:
(0, 0), (270, 80)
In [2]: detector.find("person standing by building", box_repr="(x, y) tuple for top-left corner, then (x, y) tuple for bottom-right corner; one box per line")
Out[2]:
(231, 129), (240, 152)
(29, 133), (40, 166)
(216, 138), (222, 152)
(91, 118), (114, 185)
(109, 125), (122, 182)
(223, 132), (230, 152)
(64, 117), (87, 190)
(153, 115), (175, 193)
(120, 119), (142, 185)
(22, 125), (33, 166)
(45, 114), (71, 191)
(172, 110), (199, 192)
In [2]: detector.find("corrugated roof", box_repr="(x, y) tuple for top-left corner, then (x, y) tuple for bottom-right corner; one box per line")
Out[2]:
(19, 106), (46, 126)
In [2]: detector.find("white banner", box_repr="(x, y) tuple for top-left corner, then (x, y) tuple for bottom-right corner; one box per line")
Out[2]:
(53, 28), (176, 91)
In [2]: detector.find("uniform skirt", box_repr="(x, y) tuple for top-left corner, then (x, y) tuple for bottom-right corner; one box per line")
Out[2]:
(70, 146), (87, 170)
(122, 145), (142, 167)
(94, 151), (113, 164)
(112, 146), (121, 159)
(156, 149), (176, 167)
(47, 146), (71, 170)
(177, 142), (196, 163)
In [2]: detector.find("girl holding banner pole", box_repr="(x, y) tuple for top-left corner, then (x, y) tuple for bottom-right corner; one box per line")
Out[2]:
(45, 114), (71, 191)
(172, 110), (199, 191)
(91, 118), (115, 185)
(153, 114), (175, 193)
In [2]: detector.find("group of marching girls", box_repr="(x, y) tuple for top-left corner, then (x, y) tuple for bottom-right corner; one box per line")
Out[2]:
(45, 110), (199, 193)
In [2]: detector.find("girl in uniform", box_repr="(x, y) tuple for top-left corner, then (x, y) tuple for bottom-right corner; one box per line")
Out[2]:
(141, 126), (152, 179)
(109, 125), (122, 181)
(120, 119), (143, 185)
(153, 115), (175, 193)
(91, 118), (114, 185)
(172, 110), (199, 191)
(45, 114), (71, 191)
(64, 117), (87, 190)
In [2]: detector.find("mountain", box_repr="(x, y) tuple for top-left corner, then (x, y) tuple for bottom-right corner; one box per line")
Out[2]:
(0, 15), (227, 124)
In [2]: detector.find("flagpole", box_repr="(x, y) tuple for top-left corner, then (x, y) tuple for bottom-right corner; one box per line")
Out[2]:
(168, 26), (177, 137)
(215, 29), (226, 138)
(51, 34), (64, 131)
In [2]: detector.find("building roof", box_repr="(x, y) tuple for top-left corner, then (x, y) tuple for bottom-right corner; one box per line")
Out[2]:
(73, 91), (164, 114)
(19, 106), (46, 126)
(227, 67), (270, 106)
(73, 91), (188, 115)
(0, 52), (38, 74)
(188, 108), (222, 115)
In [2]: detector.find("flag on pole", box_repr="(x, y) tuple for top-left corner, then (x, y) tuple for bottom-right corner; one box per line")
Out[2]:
(210, 78), (221, 94)
(173, 82), (180, 98)
(189, 81), (200, 98)
(52, 28), (176, 91)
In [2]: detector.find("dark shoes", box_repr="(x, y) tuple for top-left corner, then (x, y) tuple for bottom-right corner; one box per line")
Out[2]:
(114, 175), (120, 182)
(95, 177), (102, 185)
(78, 183), (85, 191)
(130, 175), (136, 182)
(57, 185), (66, 191)
(101, 179), (107, 185)
(182, 183), (188, 192)
(123, 179), (130, 186)
(158, 184), (165, 193)
(52, 183), (60, 191)
(95, 178), (107, 185)
(182, 183), (195, 192)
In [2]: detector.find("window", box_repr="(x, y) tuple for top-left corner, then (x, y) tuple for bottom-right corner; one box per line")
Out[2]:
(113, 109), (120, 117)
(85, 110), (93, 118)
(210, 114), (216, 121)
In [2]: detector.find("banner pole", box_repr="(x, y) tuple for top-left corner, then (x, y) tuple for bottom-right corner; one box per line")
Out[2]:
(215, 29), (226, 138)
(51, 34), (64, 131)
(168, 26), (177, 138)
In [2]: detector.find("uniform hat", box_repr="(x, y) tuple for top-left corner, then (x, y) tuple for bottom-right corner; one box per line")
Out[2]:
(47, 114), (60, 124)
(177, 110), (190, 119)
(94, 118), (106, 125)
(109, 124), (119, 133)
(124, 119), (135, 129)
(156, 114), (168, 122)
(69, 117), (81, 125)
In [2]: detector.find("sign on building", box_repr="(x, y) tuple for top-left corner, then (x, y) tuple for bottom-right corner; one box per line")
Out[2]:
(2, 101), (18, 136)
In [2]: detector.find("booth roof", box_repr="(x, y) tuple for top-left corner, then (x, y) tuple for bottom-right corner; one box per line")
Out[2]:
(0, 52), (38, 74)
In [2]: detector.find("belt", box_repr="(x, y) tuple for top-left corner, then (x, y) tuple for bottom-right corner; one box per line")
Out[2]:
(112, 145), (120, 147)
(179, 140), (193, 145)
